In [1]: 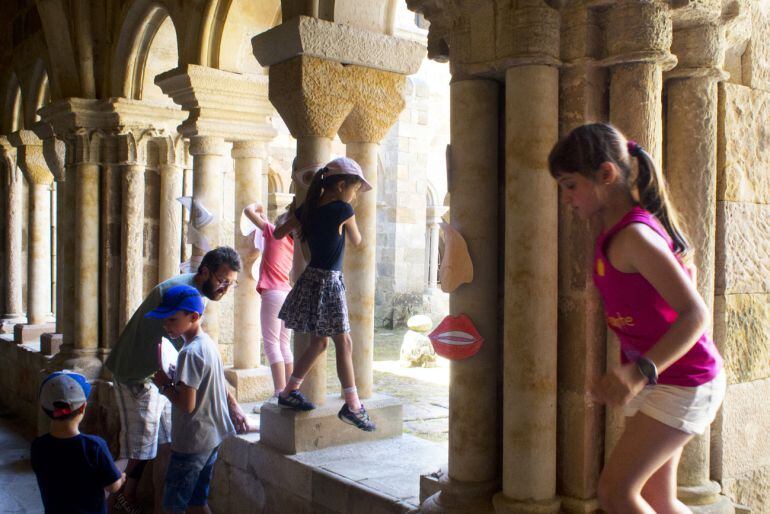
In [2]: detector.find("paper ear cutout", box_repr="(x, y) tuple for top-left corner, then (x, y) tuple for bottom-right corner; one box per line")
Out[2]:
(177, 196), (214, 229)
(428, 314), (484, 360)
(439, 222), (473, 293)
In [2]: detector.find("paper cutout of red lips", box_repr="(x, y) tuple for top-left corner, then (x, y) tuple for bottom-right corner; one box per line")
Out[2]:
(428, 314), (484, 360)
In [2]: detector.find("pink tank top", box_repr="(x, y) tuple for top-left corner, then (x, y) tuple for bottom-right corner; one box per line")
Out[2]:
(593, 206), (722, 386)
(257, 223), (294, 294)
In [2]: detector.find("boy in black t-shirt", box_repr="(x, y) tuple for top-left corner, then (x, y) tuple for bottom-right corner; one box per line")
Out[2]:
(31, 371), (125, 514)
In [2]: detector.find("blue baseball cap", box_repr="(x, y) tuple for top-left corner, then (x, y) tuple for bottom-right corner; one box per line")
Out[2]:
(39, 371), (91, 418)
(145, 284), (204, 319)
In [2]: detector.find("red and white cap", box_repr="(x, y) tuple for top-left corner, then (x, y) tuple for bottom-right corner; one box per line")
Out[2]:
(324, 157), (372, 192)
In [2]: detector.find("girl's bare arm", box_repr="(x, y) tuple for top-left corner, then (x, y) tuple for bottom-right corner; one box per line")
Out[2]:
(342, 215), (362, 246)
(275, 214), (300, 239)
(243, 203), (268, 231)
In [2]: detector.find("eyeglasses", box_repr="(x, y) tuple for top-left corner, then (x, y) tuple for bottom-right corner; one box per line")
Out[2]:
(213, 271), (238, 290)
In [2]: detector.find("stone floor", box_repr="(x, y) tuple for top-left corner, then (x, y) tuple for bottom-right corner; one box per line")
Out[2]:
(0, 409), (44, 514)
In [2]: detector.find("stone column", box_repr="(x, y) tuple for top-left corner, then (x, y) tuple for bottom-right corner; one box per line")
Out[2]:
(339, 66), (406, 400)
(9, 131), (56, 342)
(666, 21), (734, 514)
(189, 135), (225, 342)
(117, 133), (147, 329)
(422, 78), (500, 514)
(98, 136), (122, 358)
(603, 0), (676, 455)
(556, 5), (607, 513)
(426, 205), (448, 290)
(494, 4), (561, 513)
(268, 192), (293, 221)
(155, 136), (184, 282)
(0, 139), (25, 331)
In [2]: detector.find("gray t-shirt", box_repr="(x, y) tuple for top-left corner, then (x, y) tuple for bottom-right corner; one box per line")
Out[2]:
(105, 274), (206, 384)
(172, 331), (235, 454)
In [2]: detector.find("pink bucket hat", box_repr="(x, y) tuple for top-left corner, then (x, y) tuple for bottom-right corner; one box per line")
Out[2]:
(323, 157), (372, 192)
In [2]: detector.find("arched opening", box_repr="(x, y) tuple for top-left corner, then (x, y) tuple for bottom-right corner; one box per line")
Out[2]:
(211, 0), (281, 74)
(112, 1), (179, 106)
(2, 73), (23, 133)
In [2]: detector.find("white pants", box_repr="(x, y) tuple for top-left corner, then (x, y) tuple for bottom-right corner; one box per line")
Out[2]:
(261, 289), (293, 365)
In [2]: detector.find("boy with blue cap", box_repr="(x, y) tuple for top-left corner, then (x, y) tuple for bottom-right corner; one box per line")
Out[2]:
(148, 285), (236, 514)
(31, 371), (125, 514)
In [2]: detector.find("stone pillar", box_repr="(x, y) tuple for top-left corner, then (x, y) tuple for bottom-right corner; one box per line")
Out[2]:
(0, 139), (25, 331)
(339, 68), (407, 399)
(556, 5), (607, 513)
(426, 205), (448, 290)
(155, 136), (184, 282)
(117, 133), (147, 329)
(666, 21), (734, 514)
(189, 135), (225, 342)
(493, 4), (561, 513)
(268, 191), (293, 221)
(98, 136), (122, 359)
(603, 0), (676, 455)
(422, 78), (500, 514)
(232, 140), (265, 370)
(9, 131), (56, 342)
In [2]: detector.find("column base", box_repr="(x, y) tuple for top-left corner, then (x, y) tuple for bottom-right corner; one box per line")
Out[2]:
(40, 333), (63, 356)
(260, 393), (403, 454)
(49, 348), (103, 379)
(421, 475), (499, 514)
(14, 322), (56, 345)
(492, 492), (561, 514)
(224, 366), (275, 403)
(679, 482), (735, 514)
(0, 316), (26, 334)
(557, 496), (601, 514)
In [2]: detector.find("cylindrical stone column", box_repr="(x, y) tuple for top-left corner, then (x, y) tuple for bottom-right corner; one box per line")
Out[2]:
(604, 0), (675, 456)
(232, 140), (264, 369)
(158, 153), (183, 282)
(426, 206), (447, 290)
(422, 78), (499, 514)
(493, 63), (560, 514)
(342, 141), (377, 399)
(55, 172), (75, 341)
(189, 136), (225, 342)
(3, 161), (25, 324)
(119, 162), (146, 329)
(27, 180), (54, 324)
(666, 23), (734, 513)
(292, 135), (333, 405)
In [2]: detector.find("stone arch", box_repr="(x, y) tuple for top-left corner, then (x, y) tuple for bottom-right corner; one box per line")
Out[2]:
(111, 0), (180, 101)
(1, 72), (23, 133)
(204, 0), (281, 74)
(24, 59), (50, 126)
(267, 165), (285, 194)
(425, 179), (439, 207)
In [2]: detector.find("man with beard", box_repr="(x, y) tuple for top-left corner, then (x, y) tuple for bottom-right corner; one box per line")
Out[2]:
(105, 246), (250, 514)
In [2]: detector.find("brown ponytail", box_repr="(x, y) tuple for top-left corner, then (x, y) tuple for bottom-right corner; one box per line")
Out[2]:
(632, 147), (690, 256)
(548, 123), (690, 256)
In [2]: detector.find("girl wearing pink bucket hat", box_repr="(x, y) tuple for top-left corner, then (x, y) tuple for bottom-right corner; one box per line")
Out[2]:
(273, 157), (375, 431)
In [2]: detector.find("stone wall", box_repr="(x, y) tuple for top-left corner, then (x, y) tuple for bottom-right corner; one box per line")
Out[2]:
(712, 82), (770, 513)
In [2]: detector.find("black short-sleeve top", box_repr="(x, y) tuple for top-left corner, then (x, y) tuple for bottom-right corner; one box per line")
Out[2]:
(295, 200), (355, 271)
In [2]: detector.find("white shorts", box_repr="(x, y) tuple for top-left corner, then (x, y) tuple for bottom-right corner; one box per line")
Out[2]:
(114, 381), (172, 460)
(623, 371), (726, 435)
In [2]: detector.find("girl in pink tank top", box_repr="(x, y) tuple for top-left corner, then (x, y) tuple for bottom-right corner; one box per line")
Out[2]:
(549, 123), (724, 514)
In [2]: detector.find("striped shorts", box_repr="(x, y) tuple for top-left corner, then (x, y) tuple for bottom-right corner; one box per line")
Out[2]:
(114, 380), (172, 460)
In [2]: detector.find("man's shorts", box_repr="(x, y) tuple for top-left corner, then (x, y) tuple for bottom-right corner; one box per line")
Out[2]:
(163, 447), (219, 512)
(114, 381), (171, 460)
(623, 370), (726, 435)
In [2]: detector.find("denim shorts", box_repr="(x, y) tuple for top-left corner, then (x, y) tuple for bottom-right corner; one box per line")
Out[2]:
(163, 446), (219, 512)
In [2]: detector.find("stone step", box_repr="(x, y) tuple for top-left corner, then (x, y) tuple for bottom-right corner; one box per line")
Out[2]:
(260, 393), (403, 454)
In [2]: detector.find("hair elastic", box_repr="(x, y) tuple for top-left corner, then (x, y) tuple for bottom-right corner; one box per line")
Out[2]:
(627, 140), (642, 157)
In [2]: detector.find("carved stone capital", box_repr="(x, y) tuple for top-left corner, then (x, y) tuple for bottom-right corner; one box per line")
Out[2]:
(154, 134), (186, 168)
(338, 67), (407, 144)
(268, 56), (355, 139)
(8, 130), (54, 185)
(188, 135), (226, 157)
(666, 22), (728, 81)
(0, 136), (20, 184)
(231, 140), (266, 160)
(604, 0), (677, 70)
(115, 129), (158, 166)
(30, 122), (66, 182)
(560, 4), (603, 65)
(155, 65), (277, 142)
(66, 128), (103, 165)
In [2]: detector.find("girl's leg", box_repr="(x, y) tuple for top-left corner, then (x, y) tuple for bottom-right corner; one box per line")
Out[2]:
(280, 335), (328, 395)
(598, 413), (693, 514)
(280, 322), (294, 383)
(330, 333), (361, 410)
(641, 446), (691, 514)
(261, 292), (287, 394)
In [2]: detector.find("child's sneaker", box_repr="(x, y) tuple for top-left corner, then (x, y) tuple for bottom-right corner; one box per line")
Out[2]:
(338, 404), (376, 432)
(277, 390), (316, 411)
